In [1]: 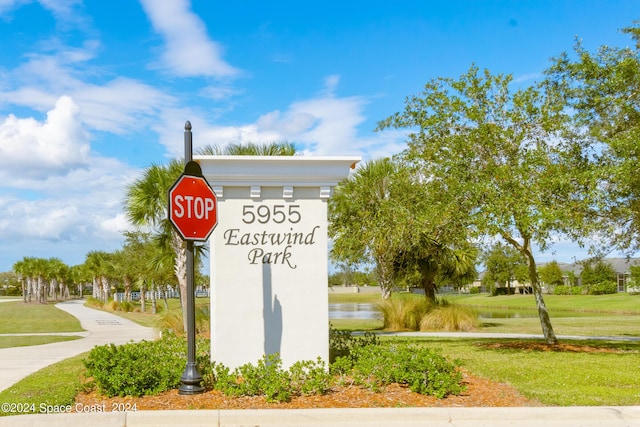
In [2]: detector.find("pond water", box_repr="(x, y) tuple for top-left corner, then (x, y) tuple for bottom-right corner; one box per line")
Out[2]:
(328, 303), (380, 320)
(327, 303), (601, 320)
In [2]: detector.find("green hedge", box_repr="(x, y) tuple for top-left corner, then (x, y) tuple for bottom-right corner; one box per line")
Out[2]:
(586, 281), (617, 295)
(84, 329), (465, 401)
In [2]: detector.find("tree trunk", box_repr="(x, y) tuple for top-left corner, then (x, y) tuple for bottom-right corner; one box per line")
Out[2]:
(50, 278), (58, 300)
(162, 286), (169, 311)
(523, 245), (557, 345)
(140, 282), (146, 313)
(171, 231), (188, 331)
(37, 276), (44, 303)
(124, 277), (132, 302)
(92, 277), (100, 299)
(151, 281), (157, 315)
(419, 264), (438, 303)
(376, 257), (394, 299)
(101, 276), (110, 302)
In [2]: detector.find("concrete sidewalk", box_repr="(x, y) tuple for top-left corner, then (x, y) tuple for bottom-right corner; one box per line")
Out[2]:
(0, 299), (157, 393)
(1, 407), (639, 427)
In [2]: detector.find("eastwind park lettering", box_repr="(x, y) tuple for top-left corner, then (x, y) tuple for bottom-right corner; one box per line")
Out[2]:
(222, 204), (319, 269)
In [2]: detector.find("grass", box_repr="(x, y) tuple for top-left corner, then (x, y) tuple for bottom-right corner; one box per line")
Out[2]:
(0, 301), (83, 333)
(0, 353), (88, 416)
(424, 338), (640, 406)
(420, 304), (479, 332)
(448, 292), (640, 314)
(0, 335), (81, 348)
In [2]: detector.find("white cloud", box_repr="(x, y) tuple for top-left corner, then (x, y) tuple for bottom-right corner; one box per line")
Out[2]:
(75, 77), (174, 133)
(3, 45), (175, 135)
(138, 0), (238, 78)
(0, 0), (28, 16)
(153, 76), (405, 160)
(0, 153), (139, 270)
(0, 96), (90, 179)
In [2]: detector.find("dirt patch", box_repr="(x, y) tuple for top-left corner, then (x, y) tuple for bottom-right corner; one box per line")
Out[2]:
(74, 370), (542, 411)
(478, 342), (624, 353)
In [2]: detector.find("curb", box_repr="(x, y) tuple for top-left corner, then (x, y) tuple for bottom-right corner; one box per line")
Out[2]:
(2, 407), (639, 427)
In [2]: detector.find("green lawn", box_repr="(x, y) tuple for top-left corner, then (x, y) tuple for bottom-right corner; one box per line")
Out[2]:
(0, 335), (81, 349)
(0, 353), (87, 416)
(0, 301), (83, 333)
(447, 292), (640, 314)
(427, 338), (640, 406)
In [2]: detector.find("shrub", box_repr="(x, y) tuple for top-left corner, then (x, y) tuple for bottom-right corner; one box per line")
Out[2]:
(83, 331), (210, 397)
(119, 301), (135, 312)
(205, 354), (331, 403)
(586, 281), (617, 295)
(85, 297), (103, 308)
(103, 300), (119, 311)
(553, 285), (583, 295)
(378, 297), (433, 331)
(157, 307), (210, 334)
(329, 325), (379, 364)
(419, 303), (478, 332)
(334, 342), (465, 398)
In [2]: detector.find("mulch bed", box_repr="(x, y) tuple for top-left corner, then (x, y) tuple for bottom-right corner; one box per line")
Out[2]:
(73, 369), (542, 411)
(75, 342), (625, 411)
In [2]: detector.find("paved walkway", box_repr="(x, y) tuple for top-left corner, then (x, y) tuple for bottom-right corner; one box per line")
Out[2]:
(0, 299), (157, 393)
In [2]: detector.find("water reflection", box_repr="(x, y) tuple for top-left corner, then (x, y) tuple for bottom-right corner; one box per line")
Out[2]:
(329, 303), (380, 319)
(477, 310), (538, 319)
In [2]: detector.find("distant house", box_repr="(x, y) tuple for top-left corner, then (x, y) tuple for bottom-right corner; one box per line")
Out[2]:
(470, 272), (532, 295)
(552, 258), (640, 292)
(473, 257), (640, 294)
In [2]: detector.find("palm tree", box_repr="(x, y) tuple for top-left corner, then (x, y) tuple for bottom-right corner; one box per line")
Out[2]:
(70, 263), (91, 297)
(329, 158), (412, 299)
(13, 257), (32, 303)
(124, 160), (188, 323)
(84, 251), (114, 302)
(197, 141), (297, 156)
(48, 258), (70, 300)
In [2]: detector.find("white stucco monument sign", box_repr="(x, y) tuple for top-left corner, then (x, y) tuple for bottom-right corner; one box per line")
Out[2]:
(196, 155), (360, 369)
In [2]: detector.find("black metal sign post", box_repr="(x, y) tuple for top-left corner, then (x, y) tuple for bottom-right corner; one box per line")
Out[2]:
(178, 121), (204, 395)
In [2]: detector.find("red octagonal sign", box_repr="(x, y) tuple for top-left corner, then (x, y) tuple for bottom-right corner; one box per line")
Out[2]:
(168, 174), (218, 241)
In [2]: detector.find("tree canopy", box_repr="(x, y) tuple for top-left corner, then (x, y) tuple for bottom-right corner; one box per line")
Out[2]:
(545, 21), (640, 254)
(376, 65), (602, 343)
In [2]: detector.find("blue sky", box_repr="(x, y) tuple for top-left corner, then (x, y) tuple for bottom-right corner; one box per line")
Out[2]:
(0, 0), (638, 273)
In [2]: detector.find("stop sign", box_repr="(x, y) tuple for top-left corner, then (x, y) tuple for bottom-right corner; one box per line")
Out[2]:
(168, 174), (218, 241)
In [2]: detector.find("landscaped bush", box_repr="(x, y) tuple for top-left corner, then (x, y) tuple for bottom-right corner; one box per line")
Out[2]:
(331, 342), (465, 398)
(119, 301), (135, 312)
(204, 354), (332, 402)
(419, 303), (479, 332)
(553, 285), (583, 295)
(83, 331), (210, 397)
(586, 281), (617, 295)
(85, 297), (103, 308)
(157, 307), (210, 334)
(378, 297), (433, 331)
(329, 325), (379, 363)
(84, 327), (463, 402)
(104, 300), (119, 311)
(378, 297), (479, 332)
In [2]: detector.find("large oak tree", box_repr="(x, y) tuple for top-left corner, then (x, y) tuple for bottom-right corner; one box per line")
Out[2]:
(377, 66), (598, 344)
